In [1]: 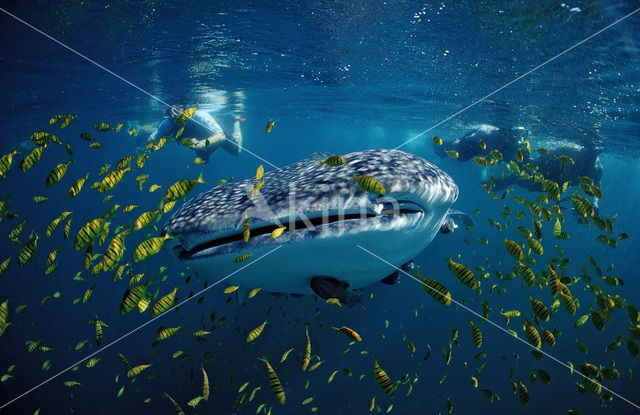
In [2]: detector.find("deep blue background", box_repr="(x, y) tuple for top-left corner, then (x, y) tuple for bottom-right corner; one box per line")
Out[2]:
(0, 1), (639, 414)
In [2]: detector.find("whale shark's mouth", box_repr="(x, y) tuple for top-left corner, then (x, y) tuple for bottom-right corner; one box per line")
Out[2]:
(172, 199), (425, 260)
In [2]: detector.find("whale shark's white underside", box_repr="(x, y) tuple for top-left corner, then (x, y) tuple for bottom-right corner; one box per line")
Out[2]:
(162, 149), (459, 295)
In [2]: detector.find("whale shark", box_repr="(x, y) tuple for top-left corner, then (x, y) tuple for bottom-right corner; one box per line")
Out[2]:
(162, 149), (460, 305)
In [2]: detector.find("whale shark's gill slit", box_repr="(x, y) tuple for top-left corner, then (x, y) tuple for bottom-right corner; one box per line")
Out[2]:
(177, 202), (424, 259)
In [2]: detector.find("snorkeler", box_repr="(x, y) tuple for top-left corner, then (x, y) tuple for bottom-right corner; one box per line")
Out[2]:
(147, 104), (243, 162)
(493, 143), (603, 191)
(433, 124), (528, 163)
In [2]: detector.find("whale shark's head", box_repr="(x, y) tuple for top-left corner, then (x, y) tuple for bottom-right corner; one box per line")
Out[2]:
(162, 149), (458, 295)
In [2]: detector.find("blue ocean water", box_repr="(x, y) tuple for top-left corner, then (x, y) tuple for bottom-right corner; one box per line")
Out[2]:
(1, 1), (639, 414)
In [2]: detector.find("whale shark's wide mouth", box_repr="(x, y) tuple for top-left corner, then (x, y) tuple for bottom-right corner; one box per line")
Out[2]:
(171, 199), (425, 260)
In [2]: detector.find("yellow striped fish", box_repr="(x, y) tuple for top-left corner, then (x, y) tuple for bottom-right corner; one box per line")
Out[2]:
(150, 287), (177, 316)
(133, 210), (157, 231)
(302, 328), (311, 371)
(18, 234), (38, 266)
(156, 326), (180, 341)
(319, 155), (346, 167)
(98, 167), (130, 193)
(333, 326), (361, 342)
(280, 348), (294, 363)
(529, 296), (550, 322)
(120, 282), (151, 314)
(99, 230), (128, 271)
(74, 216), (107, 250)
(415, 272), (451, 306)
(351, 173), (385, 194)
(85, 357), (100, 368)
(469, 321), (483, 348)
(137, 294), (151, 312)
(176, 106), (198, 124)
(265, 119), (276, 134)
(163, 172), (206, 202)
(0, 150), (17, 178)
(247, 321), (267, 342)
(202, 366), (210, 400)
(520, 264), (536, 288)
(234, 254), (253, 263)
(45, 160), (72, 187)
(251, 180), (264, 198)
(127, 364), (151, 378)
(133, 234), (171, 262)
(243, 214), (250, 243)
(504, 239), (524, 260)
(447, 259), (479, 291)
(541, 328), (556, 346)
(524, 323), (541, 349)
(19, 145), (47, 172)
(261, 358), (285, 404)
(518, 381), (529, 406)
(164, 393), (186, 415)
(68, 173), (89, 199)
(373, 360), (394, 396)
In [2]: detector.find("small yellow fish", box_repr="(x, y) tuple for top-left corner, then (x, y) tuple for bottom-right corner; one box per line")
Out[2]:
(176, 106), (198, 124)
(308, 360), (323, 371)
(351, 173), (385, 194)
(128, 127), (136, 136)
(251, 181), (264, 198)
(243, 214), (250, 243)
(148, 184), (161, 192)
(187, 396), (203, 407)
(326, 298), (342, 307)
(248, 287), (262, 298)
(266, 119), (276, 134)
(233, 254), (253, 263)
(246, 321), (267, 342)
(432, 136), (443, 145)
(224, 286), (239, 294)
(270, 227), (286, 239)
(333, 326), (361, 341)
(445, 150), (459, 159)
(319, 155), (346, 166)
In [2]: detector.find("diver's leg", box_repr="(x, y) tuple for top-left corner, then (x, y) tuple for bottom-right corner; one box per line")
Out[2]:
(309, 276), (362, 307)
(222, 119), (242, 156)
(204, 132), (227, 148)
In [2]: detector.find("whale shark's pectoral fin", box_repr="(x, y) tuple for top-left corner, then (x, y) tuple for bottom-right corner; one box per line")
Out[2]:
(380, 271), (399, 285)
(310, 276), (362, 307)
(381, 260), (418, 284)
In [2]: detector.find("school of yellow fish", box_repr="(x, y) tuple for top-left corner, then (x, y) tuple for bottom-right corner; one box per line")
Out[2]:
(0, 114), (637, 414)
